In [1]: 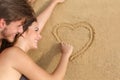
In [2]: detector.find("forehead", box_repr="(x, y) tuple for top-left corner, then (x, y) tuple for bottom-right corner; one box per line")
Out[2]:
(30, 21), (38, 28)
(10, 18), (25, 25)
(28, 21), (39, 32)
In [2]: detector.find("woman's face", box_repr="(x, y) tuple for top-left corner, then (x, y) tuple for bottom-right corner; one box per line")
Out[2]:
(24, 21), (41, 49)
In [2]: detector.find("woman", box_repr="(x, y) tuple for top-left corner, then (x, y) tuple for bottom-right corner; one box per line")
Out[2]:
(0, 0), (73, 80)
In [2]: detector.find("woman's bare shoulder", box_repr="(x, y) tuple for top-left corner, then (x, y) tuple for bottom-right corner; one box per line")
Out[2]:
(0, 46), (31, 69)
(0, 47), (25, 63)
(2, 46), (24, 55)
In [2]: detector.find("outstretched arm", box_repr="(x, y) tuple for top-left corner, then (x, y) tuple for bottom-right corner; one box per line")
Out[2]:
(51, 42), (73, 80)
(11, 42), (73, 80)
(37, 0), (65, 32)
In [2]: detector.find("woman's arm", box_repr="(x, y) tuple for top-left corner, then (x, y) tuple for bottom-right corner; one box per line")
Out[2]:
(11, 43), (73, 80)
(51, 43), (73, 80)
(37, 0), (65, 32)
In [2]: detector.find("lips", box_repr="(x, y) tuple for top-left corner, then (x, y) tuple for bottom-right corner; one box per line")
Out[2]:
(33, 40), (38, 48)
(35, 39), (38, 43)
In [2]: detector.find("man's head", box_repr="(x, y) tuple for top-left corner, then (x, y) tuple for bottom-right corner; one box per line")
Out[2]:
(0, 0), (35, 42)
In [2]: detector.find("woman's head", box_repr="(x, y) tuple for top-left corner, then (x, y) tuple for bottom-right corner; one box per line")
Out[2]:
(19, 18), (42, 49)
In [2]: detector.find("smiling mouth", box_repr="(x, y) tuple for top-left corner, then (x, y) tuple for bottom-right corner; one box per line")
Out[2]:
(12, 34), (17, 38)
(35, 40), (38, 43)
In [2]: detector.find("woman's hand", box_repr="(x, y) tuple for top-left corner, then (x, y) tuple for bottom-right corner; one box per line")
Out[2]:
(60, 42), (73, 58)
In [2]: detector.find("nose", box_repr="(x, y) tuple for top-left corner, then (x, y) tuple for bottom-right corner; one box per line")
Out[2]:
(18, 26), (23, 34)
(38, 34), (42, 40)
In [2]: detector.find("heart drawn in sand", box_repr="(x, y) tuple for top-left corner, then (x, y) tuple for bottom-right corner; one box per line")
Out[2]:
(52, 22), (95, 61)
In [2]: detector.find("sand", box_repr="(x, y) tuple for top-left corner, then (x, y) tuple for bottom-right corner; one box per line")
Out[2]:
(28, 0), (120, 80)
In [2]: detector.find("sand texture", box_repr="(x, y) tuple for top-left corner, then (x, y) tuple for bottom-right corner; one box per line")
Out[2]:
(28, 0), (120, 80)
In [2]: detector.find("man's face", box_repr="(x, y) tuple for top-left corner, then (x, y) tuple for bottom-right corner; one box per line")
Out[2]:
(1, 19), (24, 42)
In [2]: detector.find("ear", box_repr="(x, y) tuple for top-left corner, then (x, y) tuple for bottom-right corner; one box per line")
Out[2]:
(0, 18), (6, 30)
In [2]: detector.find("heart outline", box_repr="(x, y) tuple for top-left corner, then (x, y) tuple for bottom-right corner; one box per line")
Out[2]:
(52, 21), (95, 61)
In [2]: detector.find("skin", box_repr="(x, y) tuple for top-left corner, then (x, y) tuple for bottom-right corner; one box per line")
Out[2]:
(28, 0), (36, 4)
(0, 18), (25, 46)
(0, 0), (73, 80)
(0, 0), (36, 48)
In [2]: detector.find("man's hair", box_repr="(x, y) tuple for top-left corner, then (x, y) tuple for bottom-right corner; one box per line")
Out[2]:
(0, 17), (37, 52)
(0, 0), (35, 25)
(0, 0), (37, 52)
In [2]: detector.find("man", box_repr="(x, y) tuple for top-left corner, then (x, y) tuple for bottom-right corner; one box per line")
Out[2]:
(0, 0), (35, 47)
(0, 0), (35, 51)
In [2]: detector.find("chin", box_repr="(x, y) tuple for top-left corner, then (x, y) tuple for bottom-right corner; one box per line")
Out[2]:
(6, 36), (15, 43)
(33, 44), (38, 48)
(32, 46), (38, 49)
(7, 38), (14, 43)
(34, 46), (38, 49)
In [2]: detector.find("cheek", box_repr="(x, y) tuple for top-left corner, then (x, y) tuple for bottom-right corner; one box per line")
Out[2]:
(2, 28), (10, 36)
(6, 26), (18, 33)
(39, 35), (42, 40)
(27, 33), (35, 40)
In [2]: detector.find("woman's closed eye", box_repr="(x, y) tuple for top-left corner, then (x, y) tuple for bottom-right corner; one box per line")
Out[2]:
(35, 27), (39, 31)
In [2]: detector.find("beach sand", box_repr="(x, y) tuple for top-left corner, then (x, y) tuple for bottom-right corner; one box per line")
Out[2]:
(29, 0), (120, 80)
